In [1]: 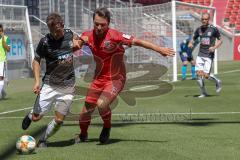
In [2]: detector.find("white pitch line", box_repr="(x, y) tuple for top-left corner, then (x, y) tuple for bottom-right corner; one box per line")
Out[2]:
(0, 97), (85, 115)
(112, 112), (240, 116)
(0, 107), (32, 115)
(130, 85), (157, 91)
(1, 112), (240, 120)
(0, 68), (239, 116)
(220, 69), (240, 74)
(73, 96), (85, 101)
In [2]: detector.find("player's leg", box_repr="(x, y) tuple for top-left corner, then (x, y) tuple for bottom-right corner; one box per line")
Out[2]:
(203, 58), (222, 94)
(190, 59), (196, 80)
(38, 111), (65, 148)
(22, 84), (56, 130)
(38, 87), (74, 147)
(97, 78), (125, 143)
(180, 53), (188, 80)
(77, 80), (102, 142)
(195, 56), (208, 98)
(77, 102), (96, 142)
(181, 61), (188, 80)
(0, 62), (5, 99)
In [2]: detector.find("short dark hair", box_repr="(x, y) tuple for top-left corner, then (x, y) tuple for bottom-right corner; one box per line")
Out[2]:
(202, 12), (210, 19)
(93, 7), (111, 23)
(46, 12), (64, 27)
(0, 24), (3, 30)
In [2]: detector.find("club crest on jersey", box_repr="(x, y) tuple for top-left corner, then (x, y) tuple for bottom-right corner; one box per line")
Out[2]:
(104, 40), (117, 52)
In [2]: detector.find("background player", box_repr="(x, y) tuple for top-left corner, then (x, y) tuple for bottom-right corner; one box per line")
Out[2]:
(189, 13), (223, 98)
(179, 38), (198, 80)
(0, 24), (10, 99)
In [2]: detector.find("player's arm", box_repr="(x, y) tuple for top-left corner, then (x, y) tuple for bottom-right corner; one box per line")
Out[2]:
(189, 29), (199, 49)
(1, 34), (10, 52)
(72, 36), (88, 51)
(32, 58), (41, 94)
(209, 28), (223, 53)
(32, 39), (45, 94)
(132, 38), (175, 57)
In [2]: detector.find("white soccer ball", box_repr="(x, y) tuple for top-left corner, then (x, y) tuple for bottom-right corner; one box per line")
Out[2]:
(16, 135), (36, 154)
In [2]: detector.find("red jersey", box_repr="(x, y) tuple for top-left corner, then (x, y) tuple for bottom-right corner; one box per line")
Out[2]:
(82, 28), (134, 80)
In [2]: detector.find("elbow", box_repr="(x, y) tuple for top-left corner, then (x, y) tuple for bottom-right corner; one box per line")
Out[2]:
(132, 38), (142, 46)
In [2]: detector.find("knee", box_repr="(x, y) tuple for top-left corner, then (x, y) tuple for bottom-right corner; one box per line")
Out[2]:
(97, 97), (110, 109)
(203, 73), (209, 79)
(182, 61), (187, 66)
(54, 118), (63, 125)
(81, 102), (96, 116)
(96, 99), (104, 108)
(197, 71), (204, 77)
(85, 102), (96, 109)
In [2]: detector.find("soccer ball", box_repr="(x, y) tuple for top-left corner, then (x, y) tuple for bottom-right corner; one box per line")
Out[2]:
(16, 135), (36, 154)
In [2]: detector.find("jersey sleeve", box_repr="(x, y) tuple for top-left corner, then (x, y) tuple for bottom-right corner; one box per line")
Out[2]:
(193, 28), (200, 41)
(214, 27), (221, 40)
(35, 38), (46, 60)
(116, 31), (134, 47)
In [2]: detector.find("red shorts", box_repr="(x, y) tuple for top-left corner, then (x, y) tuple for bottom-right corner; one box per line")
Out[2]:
(85, 77), (125, 104)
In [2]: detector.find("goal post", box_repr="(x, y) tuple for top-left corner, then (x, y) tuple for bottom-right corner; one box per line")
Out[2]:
(109, 1), (217, 81)
(0, 4), (34, 80)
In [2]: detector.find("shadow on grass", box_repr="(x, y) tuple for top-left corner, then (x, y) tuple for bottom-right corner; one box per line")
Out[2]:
(0, 126), (46, 160)
(47, 139), (75, 147)
(73, 138), (168, 145)
(64, 119), (240, 129)
(184, 94), (219, 98)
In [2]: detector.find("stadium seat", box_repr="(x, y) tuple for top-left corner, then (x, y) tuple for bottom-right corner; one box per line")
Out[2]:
(232, 9), (238, 14)
(227, 1), (234, 8)
(233, 4), (239, 11)
(182, 0), (191, 2)
(235, 24), (240, 32)
(229, 17), (236, 27)
(235, 15), (240, 24)
(191, 0), (198, 4)
(198, 0), (204, 5)
(224, 12), (231, 22)
(204, 0), (211, 6)
(225, 7), (232, 14)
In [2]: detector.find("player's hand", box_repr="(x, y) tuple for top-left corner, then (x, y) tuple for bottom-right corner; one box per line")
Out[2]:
(33, 82), (40, 94)
(159, 47), (175, 57)
(81, 36), (88, 43)
(188, 42), (193, 49)
(73, 36), (88, 50)
(209, 47), (215, 53)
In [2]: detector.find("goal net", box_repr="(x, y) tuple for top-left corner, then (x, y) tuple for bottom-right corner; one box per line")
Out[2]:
(0, 4), (34, 80)
(109, 1), (216, 82)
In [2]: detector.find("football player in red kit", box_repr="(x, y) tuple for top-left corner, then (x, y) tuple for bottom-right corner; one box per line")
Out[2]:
(76, 7), (175, 144)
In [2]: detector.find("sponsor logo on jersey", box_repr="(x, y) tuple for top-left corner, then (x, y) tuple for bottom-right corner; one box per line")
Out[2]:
(122, 34), (131, 39)
(201, 37), (210, 45)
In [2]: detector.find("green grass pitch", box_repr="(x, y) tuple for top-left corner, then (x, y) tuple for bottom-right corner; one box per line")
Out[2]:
(0, 61), (240, 160)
